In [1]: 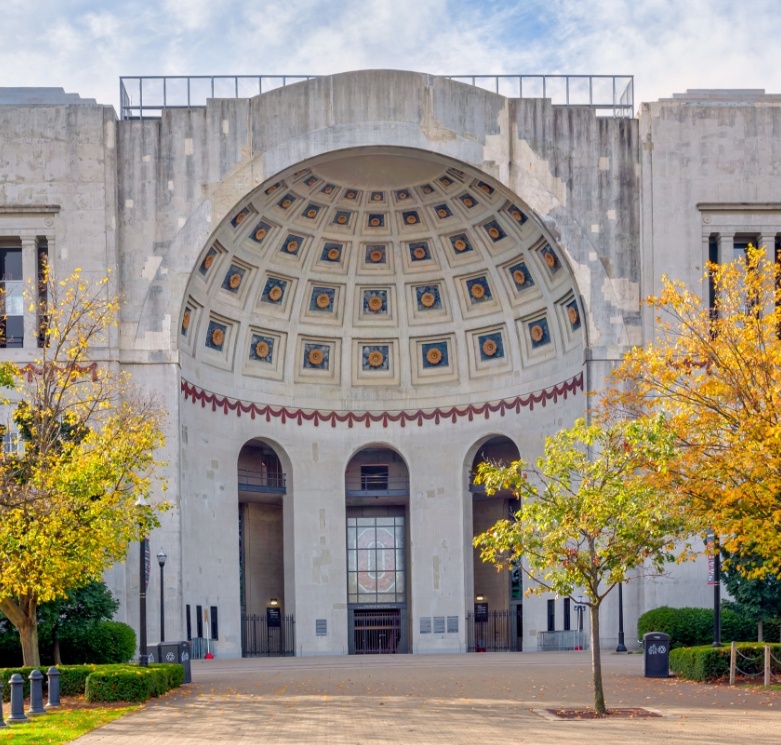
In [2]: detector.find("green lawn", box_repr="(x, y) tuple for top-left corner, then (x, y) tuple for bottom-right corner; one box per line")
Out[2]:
(0, 705), (139, 743)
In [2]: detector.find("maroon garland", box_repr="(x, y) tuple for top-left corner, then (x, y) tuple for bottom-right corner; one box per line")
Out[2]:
(180, 373), (583, 429)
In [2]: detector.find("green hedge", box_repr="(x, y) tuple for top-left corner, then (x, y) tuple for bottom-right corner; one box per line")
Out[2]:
(670, 643), (781, 681)
(0, 662), (184, 703)
(85, 664), (183, 703)
(637, 606), (756, 648)
(59, 621), (137, 664)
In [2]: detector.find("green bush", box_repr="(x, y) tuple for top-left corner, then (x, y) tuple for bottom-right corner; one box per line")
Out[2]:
(84, 664), (183, 703)
(638, 606), (756, 648)
(670, 643), (781, 681)
(0, 663), (124, 701)
(60, 621), (136, 664)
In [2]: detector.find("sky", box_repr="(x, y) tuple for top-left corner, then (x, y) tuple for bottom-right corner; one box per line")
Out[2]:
(2, 0), (780, 114)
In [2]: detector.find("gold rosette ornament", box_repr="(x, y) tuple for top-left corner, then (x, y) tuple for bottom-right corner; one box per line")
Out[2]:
(544, 251), (557, 267)
(286, 240), (299, 253)
(203, 254), (214, 270)
(211, 327), (225, 346)
(530, 324), (544, 342)
(369, 217), (381, 227)
(367, 296), (383, 312)
(488, 226), (500, 239)
(306, 208), (317, 218)
(336, 213), (348, 224)
(568, 306), (579, 325)
(373, 193), (382, 201)
(480, 183), (491, 193)
(482, 339), (497, 356)
(437, 208), (449, 218)
(229, 273), (242, 289)
(426, 347), (443, 365)
(254, 227), (267, 241)
(234, 211), (246, 225)
(399, 191), (408, 200)
(182, 310), (191, 330)
(308, 348), (324, 366)
(511, 209), (523, 222)
(470, 283), (485, 300)
(346, 191), (356, 199)
(406, 214), (418, 224)
(316, 293), (331, 309)
(367, 350), (385, 368)
(255, 340), (270, 359)
(413, 246), (426, 260)
(327, 247), (341, 261)
(513, 268), (526, 286)
(420, 291), (436, 308)
(268, 285), (283, 302)
(369, 249), (384, 263)
(453, 238), (467, 252)
(463, 197), (474, 207)
(281, 198), (292, 208)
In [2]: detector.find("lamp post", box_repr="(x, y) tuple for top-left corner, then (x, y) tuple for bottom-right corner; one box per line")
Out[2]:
(616, 582), (627, 652)
(139, 535), (150, 666)
(157, 549), (167, 643)
(574, 595), (586, 651)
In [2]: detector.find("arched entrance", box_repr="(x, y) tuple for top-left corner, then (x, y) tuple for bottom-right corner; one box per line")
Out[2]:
(238, 439), (294, 655)
(345, 446), (410, 654)
(469, 435), (522, 651)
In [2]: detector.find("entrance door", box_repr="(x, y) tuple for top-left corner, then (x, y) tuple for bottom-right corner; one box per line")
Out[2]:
(352, 609), (402, 654)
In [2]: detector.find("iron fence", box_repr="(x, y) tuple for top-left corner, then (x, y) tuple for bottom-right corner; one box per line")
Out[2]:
(241, 613), (295, 657)
(537, 629), (588, 651)
(466, 610), (522, 652)
(119, 74), (634, 120)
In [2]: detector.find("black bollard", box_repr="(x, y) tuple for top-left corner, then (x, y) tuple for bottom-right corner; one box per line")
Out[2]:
(0, 681), (6, 728)
(46, 667), (61, 708)
(7, 673), (29, 723)
(28, 670), (46, 715)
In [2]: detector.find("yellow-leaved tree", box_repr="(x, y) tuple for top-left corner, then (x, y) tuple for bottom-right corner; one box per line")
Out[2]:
(0, 270), (166, 665)
(608, 245), (781, 577)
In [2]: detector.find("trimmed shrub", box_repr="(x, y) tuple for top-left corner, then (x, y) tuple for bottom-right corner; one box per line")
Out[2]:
(60, 621), (136, 664)
(638, 606), (755, 648)
(670, 643), (781, 681)
(84, 664), (183, 703)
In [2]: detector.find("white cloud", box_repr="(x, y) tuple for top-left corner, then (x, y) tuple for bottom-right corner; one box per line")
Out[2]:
(1, 0), (780, 111)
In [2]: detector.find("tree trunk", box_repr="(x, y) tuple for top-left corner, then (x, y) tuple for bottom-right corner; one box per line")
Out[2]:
(0, 594), (40, 666)
(589, 602), (607, 715)
(53, 635), (62, 665)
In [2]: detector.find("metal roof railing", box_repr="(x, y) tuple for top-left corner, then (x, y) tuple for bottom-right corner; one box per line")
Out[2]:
(119, 73), (634, 120)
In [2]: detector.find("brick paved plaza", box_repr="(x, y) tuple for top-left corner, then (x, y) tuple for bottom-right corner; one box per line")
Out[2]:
(74, 652), (780, 744)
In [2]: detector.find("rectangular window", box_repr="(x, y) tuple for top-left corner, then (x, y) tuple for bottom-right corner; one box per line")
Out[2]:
(360, 465), (389, 490)
(547, 598), (555, 632)
(210, 606), (219, 640)
(0, 241), (23, 348)
(563, 598), (571, 631)
(186, 604), (192, 640)
(347, 515), (405, 604)
(196, 605), (203, 638)
(37, 237), (48, 347)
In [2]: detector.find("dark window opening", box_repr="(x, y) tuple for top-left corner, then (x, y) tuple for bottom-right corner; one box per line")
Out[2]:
(563, 598), (571, 631)
(210, 606), (219, 640)
(547, 598), (555, 632)
(186, 604), (192, 640)
(360, 465), (389, 490)
(196, 604), (203, 638)
(0, 243), (23, 348)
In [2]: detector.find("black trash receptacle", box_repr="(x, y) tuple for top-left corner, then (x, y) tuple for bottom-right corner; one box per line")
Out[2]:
(157, 641), (192, 684)
(642, 632), (670, 678)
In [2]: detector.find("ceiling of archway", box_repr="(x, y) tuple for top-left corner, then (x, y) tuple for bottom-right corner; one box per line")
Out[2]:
(180, 150), (584, 410)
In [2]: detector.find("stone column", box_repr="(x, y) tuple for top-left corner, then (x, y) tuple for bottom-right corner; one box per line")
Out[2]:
(21, 237), (38, 351)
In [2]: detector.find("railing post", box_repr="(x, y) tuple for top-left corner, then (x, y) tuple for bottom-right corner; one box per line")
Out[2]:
(28, 670), (45, 716)
(729, 641), (736, 685)
(765, 645), (771, 688)
(7, 674), (28, 723)
(46, 667), (61, 708)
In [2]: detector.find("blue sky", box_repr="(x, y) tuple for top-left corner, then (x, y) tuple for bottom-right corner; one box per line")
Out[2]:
(3, 0), (780, 112)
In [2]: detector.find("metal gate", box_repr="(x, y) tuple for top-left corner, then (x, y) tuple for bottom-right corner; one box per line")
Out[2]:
(466, 609), (522, 652)
(352, 609), (402, 654)
(241, 613), (295, 656)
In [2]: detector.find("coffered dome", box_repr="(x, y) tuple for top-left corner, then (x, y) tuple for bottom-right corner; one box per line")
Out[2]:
(179, 148), (585, 411)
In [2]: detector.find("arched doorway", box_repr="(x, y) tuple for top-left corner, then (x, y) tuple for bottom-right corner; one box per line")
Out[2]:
(469, 435), (522, 651)
(345, 446), (410, 654)
(238, 439), (294, 655)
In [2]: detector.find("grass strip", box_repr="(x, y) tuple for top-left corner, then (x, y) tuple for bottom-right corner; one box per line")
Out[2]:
(0, 704), (138, 743)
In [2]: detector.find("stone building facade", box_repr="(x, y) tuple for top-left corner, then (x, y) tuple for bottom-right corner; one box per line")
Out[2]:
(1, 73), (778, 657)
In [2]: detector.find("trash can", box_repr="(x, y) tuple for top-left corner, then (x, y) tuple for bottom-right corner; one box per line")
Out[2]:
(158, 641), (192, 684)
(642, 632), (670, 678)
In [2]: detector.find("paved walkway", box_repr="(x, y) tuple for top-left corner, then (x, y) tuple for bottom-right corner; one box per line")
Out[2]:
(75, 652), (780, 744)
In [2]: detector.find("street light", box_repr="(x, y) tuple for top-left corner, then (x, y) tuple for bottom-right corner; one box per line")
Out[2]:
(157, 549), (167, 643)
(616, 582), (627, 652)
(138, 534), (150, 666)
